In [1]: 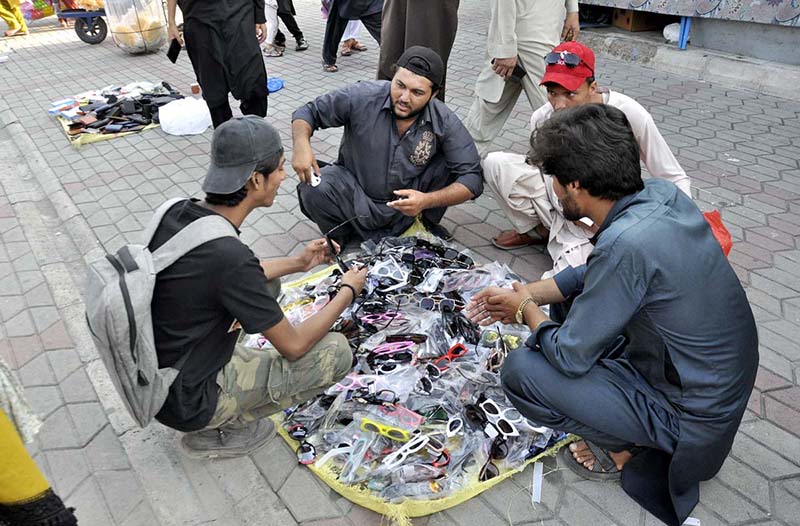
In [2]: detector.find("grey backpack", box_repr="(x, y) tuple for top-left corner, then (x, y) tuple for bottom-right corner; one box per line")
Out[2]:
(85, 198), (237, 427)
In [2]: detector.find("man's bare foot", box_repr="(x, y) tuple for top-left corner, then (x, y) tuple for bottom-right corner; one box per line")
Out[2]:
(569, 440), (632, 471)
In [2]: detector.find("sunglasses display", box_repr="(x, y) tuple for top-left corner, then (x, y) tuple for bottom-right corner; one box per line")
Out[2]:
(267, 235), (560, 502)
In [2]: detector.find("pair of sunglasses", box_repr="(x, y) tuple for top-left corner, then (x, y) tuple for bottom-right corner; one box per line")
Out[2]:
(371, 340), (416, 355)
(432, 343), (469, 371)
(479, 397), (522, 438)
(360, 416), (414, 442)
(478, 436), (509, 482)
(420, 295), (464, 312)
(544, 50), (593, 75)
(288, 424), (317, 465)
(386, 333), (427, 344)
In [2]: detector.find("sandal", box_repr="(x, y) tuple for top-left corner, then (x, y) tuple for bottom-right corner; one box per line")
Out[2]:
(491, 229), (546, 250)
(351, 40), (368, 51)
(263, 46), (283, 57)
(340, 46), (353, 56)
(4, 28), (29, 37)
(322, 63), (338, 73)
(558, 441), (622, 481)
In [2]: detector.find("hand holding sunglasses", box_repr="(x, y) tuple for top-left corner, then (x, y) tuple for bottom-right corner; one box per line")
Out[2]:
(299, 238), (337, 271)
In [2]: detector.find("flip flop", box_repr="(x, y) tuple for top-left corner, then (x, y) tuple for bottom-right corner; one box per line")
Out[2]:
(559, 441), (622, 481)
(323, 63), (338, 73)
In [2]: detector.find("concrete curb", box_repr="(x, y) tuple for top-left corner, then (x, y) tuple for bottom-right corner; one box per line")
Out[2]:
(581, 28), (800, 102)
(0, 100), (138, 436)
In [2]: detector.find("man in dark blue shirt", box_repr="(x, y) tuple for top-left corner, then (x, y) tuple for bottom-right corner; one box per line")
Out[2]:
(292, 46), (483, 243)
(467, 104), (758, 526)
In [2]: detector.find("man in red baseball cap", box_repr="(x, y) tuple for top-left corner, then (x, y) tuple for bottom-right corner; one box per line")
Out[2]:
(483, 40), (691, 258)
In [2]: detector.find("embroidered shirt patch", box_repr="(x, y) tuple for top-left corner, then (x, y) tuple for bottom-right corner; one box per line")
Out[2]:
(409, 131), (434, 167)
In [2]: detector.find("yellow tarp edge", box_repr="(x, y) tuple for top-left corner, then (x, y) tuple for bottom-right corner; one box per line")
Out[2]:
(57, 116), (160, 147)
(271, 413), (577, 525)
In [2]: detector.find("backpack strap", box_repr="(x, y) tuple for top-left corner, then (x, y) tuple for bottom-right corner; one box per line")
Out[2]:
(151, 215), (238, 274)
(142, 198), (187, 245)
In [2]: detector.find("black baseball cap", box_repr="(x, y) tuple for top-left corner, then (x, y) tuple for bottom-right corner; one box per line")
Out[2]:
(396, 46), (444, 88)
(203, 116), (283, 194)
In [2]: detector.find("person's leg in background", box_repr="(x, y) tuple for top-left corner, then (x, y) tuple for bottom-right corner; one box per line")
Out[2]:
(0, 0), (28, 36)
(518, 53), (548, 113)
(339, 20), (363, 56)
(278, 11), (308, 50)
(263, 1), (283, 56)
(183, 20), (233, 128)
(358, 11), (382, 45)
(238, 57), (269, 119)
(464, 80), (524, 157)
(482, 152), (553, 249)
(376, 0), (404, 81)
(321, 2), (350, 71)
(0, 409), (77, 525)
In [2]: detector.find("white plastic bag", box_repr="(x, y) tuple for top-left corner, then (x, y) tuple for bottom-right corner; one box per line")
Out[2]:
(158, 97), (212, 136)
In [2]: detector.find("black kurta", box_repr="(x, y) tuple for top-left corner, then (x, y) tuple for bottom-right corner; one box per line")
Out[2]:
(179, 0), (267, 110)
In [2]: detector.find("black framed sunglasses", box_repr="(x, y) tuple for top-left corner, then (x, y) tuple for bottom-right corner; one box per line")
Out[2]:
(544, 51), (594, 75)
(324, 215), (367, 273)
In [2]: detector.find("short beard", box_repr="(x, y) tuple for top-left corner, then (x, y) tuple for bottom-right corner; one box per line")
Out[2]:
(391, 100), (426, 120)
(560, 194), (582, 222)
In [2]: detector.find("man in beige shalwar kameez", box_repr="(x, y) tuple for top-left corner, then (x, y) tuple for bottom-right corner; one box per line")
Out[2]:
(465, 0), (579, 156)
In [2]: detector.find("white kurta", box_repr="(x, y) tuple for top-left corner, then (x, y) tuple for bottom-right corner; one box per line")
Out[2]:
(465, 0), (578, 156)
(483, 90), (692, 278)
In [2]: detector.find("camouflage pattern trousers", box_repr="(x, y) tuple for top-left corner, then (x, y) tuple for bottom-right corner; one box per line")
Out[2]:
(205, 332), (352, 429)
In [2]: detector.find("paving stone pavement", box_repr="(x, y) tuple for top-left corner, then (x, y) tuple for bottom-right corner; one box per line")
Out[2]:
(0, 1), (799, 525)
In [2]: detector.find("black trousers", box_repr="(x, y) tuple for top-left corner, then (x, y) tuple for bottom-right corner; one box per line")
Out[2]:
(184, 19), (268, 129)
(275, 12), (304, 44)
(209, 93), (268, 129)
(322, 5), (381, 66)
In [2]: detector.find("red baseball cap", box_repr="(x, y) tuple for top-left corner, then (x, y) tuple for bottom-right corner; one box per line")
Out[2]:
(540, 41), (596, 92)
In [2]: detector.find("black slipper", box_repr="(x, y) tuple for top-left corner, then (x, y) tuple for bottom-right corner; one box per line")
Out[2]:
(559, 441), (622, 481)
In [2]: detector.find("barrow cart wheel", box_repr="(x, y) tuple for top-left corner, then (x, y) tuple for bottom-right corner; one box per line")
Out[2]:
(74, 16), (107, 44)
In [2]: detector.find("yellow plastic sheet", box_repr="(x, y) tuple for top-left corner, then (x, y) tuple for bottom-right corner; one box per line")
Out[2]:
(275, 244), (578, 524)
(272, 413), (576, 525)
(57, 116), (159, 148)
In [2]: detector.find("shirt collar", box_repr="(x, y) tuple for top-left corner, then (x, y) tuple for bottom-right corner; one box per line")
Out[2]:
(589, 193), (637, 245)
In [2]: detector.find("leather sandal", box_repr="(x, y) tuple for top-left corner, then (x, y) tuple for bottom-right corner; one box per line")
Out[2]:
(491, 230), (546, 250)
(559, 441), (623, 482)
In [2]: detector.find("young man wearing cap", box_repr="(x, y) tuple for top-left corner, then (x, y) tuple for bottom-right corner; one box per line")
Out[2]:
(485, 41), (691, 277)
(467, 104), (757, 526)
(292, 46), (483, 244)
(464, 0), (581, 156)
(149, 116), (368, 458)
